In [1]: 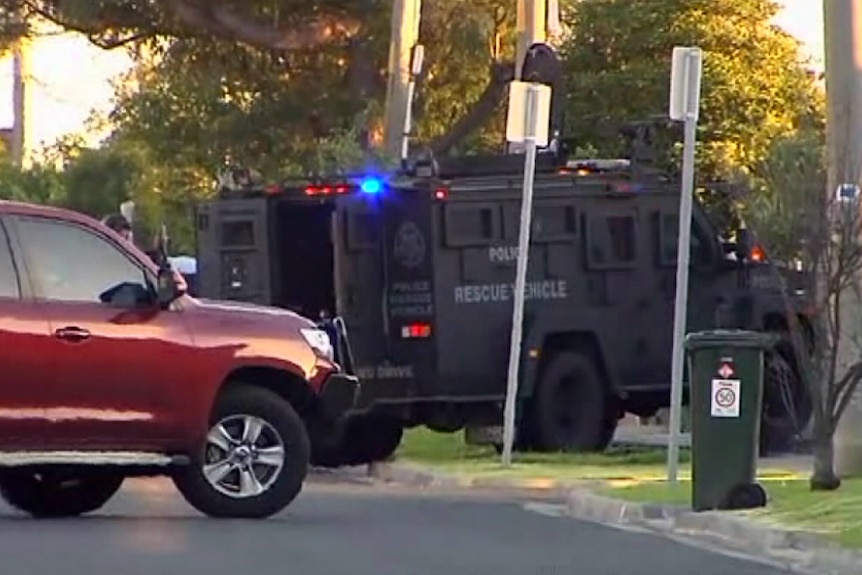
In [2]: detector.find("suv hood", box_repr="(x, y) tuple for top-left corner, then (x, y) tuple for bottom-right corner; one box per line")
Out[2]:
(189, 297), (317, 329)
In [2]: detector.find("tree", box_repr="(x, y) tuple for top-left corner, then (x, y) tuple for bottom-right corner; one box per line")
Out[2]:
(61, 145), (143, 217)
(0, 159), (65, 205)
(745, 128), (862, 491)
(91, 0), (519, 205)
(561, 0), (823, 181)
(7, 0), (516, 154)
(10, 0), (365, 51)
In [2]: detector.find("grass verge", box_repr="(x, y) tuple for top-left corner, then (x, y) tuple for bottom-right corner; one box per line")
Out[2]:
(395, 427), (697, 482)
(395, 429), (857, 549)
(395, 427), (802, 483)
(600, 478), (862, 549)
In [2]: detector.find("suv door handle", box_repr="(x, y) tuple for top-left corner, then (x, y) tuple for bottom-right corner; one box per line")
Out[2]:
(54, 326), (91, 343)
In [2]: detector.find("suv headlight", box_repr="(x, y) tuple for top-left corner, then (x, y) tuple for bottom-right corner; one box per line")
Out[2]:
(300, 327), (334, 361)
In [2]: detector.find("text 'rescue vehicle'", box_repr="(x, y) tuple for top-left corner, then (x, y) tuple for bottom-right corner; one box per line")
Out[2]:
(195, 145), (812, 465)
(0, 200), (358, 518)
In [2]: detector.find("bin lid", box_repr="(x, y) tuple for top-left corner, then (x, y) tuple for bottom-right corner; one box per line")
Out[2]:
(684, 329), (776, 351)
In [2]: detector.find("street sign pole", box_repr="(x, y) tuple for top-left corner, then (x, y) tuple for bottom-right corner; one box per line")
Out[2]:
(501, 81), (549, 466)
(666, 46), (703, 483)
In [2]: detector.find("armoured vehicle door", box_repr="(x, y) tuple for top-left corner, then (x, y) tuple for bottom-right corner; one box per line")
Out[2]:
(647, 201), (730, 384)
(332, 193), (391, 379)
(378, 188), (437, 388)
(195, 197), (273, 305)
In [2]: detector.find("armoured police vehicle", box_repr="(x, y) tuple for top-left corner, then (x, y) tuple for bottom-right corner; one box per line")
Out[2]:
(194, 141), (811, 466)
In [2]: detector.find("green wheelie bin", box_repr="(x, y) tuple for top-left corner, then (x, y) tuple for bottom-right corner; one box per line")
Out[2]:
(685, 329), (774, 512)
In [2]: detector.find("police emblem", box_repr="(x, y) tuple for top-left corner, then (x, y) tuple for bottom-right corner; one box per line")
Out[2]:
(393, 221), (426, 268)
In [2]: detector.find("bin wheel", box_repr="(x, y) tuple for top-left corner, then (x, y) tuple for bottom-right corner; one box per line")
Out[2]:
(530, 351), (613, 452)
(760, 347), (811, 455)
(719, 482), (767, 511)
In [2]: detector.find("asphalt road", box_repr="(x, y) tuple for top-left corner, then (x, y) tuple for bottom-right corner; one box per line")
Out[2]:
(0, 472), (794, 575)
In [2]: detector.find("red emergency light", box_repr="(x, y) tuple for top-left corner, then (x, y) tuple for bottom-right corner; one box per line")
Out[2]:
(304, 184), (351, 196)
(401, 322), (432, 339)
(434, 188), (448, 200)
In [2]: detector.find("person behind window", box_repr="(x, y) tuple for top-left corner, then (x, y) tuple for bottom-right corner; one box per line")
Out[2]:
(102, 213), (132, 241)
(101, 213), (166, 268)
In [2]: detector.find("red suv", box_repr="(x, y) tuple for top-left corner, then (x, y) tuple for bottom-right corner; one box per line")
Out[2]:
(0, 200), (359, 519)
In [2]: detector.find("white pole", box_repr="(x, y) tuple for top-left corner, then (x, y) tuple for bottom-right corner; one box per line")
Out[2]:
(666, 48), (702, 483)
(502, 83), (541, 467)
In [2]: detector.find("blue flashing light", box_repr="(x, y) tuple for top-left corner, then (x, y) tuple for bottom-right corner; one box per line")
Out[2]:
(359, 177), (383, 195)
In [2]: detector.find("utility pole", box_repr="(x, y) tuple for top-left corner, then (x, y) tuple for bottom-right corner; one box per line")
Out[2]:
(515, 0), (546, 79)
(508, 0), (547, 154)
(10, 39), (25, 167)
(823, 0), (862, 476)
(382, 0), (422, 160)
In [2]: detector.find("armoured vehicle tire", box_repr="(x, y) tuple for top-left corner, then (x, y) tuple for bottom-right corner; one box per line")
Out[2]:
(760, 347), (811, 455)
(311, 416), (404, 467)
(172, 385), (310, 519)
(531, 351), (613, 452)
(346, 418), (404, 464)
(0, 471), (123, 518)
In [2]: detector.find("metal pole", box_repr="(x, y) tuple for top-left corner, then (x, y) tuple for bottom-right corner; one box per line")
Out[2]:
(824, 0), (862, 476)
(402, 79), (416, 160)
(502, 84), (540, 467)
(666, 58), (699, 483)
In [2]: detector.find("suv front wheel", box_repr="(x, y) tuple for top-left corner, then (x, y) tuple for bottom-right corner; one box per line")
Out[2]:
(172, 385), (310, 519)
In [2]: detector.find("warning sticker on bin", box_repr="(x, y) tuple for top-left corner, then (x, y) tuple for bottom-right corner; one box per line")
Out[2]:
(710, 378), (741, 418)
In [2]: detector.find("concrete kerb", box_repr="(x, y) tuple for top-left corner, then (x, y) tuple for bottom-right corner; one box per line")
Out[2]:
(565, 487), (862, 575)
(365, 461), (585, 492)
(366, 461), (466, 489)
(368, 462), (862, 575)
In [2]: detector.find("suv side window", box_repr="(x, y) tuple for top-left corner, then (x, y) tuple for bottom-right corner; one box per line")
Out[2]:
(0, 221), (20, 299)
(16, 217), (150, 305)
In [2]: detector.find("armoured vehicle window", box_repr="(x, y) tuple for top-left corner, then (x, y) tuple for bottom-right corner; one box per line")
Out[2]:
(197, 212), (209, 231)
(0, 223), (19, 299)
(220, 220), (255, 247)
(444, 204), (497, 247)
(657, 212), (709, 266)
(585, 212), (637, 268)
(504, 202), (577, 243)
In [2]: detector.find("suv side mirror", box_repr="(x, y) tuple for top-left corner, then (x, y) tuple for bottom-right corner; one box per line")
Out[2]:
(157, 267), (186, 307)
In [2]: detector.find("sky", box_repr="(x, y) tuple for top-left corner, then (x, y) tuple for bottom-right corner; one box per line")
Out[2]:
(773, 0), (825, 67)
(0, 1), (828, 153)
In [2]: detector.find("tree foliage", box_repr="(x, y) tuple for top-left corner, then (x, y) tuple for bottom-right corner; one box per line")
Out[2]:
(561, 0), (824, 180)
(5, 0), (516, 159)
(98, 0), (515, 189)
(9, 0), (366, 51)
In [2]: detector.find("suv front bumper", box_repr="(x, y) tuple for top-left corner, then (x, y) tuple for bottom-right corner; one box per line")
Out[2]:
(318, 372), (361, 420)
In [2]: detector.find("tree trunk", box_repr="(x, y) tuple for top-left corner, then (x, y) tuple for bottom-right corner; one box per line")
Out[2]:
(810, 434), (841, 491)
